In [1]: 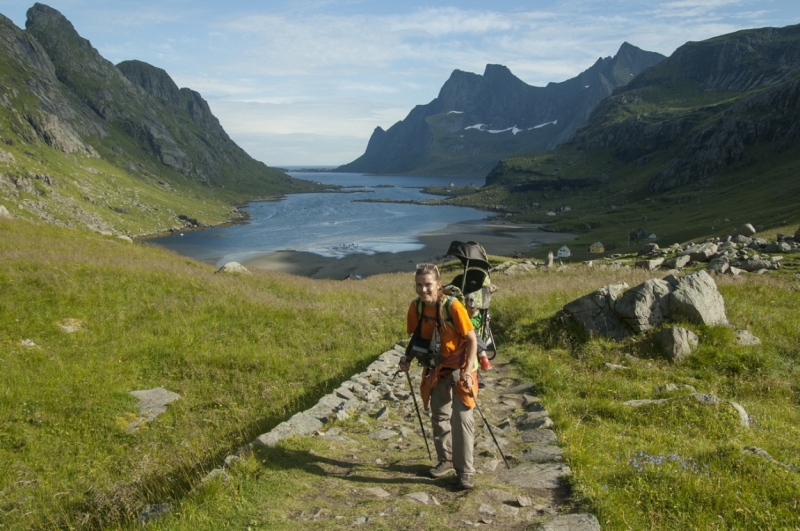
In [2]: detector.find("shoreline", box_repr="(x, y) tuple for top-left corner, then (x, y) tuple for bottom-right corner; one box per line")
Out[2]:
(241, 220), (576, 280)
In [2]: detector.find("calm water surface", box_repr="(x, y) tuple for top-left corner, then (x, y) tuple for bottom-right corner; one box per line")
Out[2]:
(150, 172), (487, 267)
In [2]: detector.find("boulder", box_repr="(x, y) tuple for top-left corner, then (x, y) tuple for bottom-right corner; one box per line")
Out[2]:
(732, 234), (752, 245)
(764, 241), (792, 253)
(635, 258), (664, 270)
(663, 255), (691, 269)
(668, 271), (728, 326)
(217, 261), (251, 274)
(681, 242), (718, 262)
(561, 283), (629, 340)
(0, 204), (11, 219)
(637, 242), (659, 255)
(731, 259), (780, 272)
(545, 252), (554, 268)
(614, 279), (673, 332)
(656, 327), (699, 362)
(729, 223), (756, 238)
(707, 257), (730, 274)
(735, 330), (761, 346)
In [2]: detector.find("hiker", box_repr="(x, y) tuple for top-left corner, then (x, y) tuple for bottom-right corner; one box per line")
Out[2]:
(398, 262), (479, 489)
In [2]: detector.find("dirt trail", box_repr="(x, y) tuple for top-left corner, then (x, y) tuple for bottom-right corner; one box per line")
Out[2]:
(224, 345), (599, 530)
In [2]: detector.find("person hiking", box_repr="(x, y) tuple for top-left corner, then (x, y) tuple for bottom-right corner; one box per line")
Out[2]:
(398, 262), (479, 489)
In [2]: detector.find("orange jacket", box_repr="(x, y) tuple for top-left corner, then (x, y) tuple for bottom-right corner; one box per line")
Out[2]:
(407, 299), (478, 409)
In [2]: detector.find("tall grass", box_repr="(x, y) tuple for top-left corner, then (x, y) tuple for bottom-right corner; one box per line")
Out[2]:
(3, 216), (799, 529)
(0, 218), (407, 529)
(495, 265), (800, 530)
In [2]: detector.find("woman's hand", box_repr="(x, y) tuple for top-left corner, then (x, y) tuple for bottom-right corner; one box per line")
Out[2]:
(399, 356), (410, 373)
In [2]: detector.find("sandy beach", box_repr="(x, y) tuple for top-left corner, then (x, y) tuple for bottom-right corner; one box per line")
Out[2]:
(242, 220), (575, 279)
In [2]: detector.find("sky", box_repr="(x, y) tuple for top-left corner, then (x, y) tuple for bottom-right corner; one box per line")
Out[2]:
(1, 1), (799, 166)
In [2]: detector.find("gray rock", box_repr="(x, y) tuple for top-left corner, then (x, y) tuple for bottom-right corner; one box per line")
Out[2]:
(561, 283), (629, 340)
(365, 487), (391, 498)
(657, 383), (696, 393)
(521, 445), (564, 463)
(732, 258), (780, 272)
(624, 398), (672, 407)
(764, 241), (791, 253)
(735, 330), (761, 346)
(516, 409), (550, 429)
(681, 242), (718, 262)
(138, 504), (171, 524)
(635, 258), (664, 270)
(614, 279), (673, 332)
(668, 271), (728, 326)
(502, 382), (535, 395)
(518, 416), (554, 430)
(520, 429), (559, 445)
(405, 492), (430, 504)
(497, 463), (571, 490)
(729, 223), (757, 238)
(663, 255), (691, 269)
(638, 242), (659, 255)
(369, 429), (398, 440)
(0, 205), (12, 218)
(128, 387), (181, 431)
(656, 327), (699, 362)
(732, 234), (752, 245)
(217, 261), (250, 274)
(478, 504), (496, 516)
(537, 514), (601, 531)
(707, 257), (730, 274)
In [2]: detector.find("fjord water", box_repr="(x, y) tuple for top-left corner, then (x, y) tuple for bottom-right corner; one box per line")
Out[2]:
(151, 172), (488, 267)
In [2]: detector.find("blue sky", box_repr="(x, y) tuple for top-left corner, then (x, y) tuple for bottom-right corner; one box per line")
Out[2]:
(1, 0), (799, 166)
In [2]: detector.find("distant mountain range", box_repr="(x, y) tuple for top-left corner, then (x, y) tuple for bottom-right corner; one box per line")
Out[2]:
(449, 23), (800, 257)
(338, 43), (665, 177)
(0, 4), (321, 235)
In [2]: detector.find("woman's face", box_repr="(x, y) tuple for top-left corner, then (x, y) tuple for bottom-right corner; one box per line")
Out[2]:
(415, 272), (441, 306)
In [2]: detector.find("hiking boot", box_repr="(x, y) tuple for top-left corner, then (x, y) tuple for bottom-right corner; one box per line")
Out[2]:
(458, 473), (475, 490)
(429, 461), (454, 478)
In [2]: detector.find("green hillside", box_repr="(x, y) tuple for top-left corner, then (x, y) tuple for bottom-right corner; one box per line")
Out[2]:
(441, 24), (800, 260)
(0, 7), (324, 237)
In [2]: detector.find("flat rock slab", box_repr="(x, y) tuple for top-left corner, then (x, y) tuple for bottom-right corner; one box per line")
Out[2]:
(537, 513), (601, 531)
(521, 445), (564, 463)
(497, 463), (571, 490)
(128, 387), (180, 431)
(521, 429), (559, 445)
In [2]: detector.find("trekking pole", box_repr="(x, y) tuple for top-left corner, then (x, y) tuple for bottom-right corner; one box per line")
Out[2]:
(468, 386), (510, 469)
(394, 370), (433, 461)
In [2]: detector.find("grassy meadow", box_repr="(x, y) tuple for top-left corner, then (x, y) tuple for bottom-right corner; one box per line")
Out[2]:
(2, 216), (799, 529)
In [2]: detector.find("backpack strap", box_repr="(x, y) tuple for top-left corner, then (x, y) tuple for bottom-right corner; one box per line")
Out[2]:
(415, 296), (457, 330)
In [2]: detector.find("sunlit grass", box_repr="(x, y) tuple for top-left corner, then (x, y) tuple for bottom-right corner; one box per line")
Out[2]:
(2, 217), (799, 529)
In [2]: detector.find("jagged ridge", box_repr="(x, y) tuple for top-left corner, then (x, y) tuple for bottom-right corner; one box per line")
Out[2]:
(338, 43), (665, 177)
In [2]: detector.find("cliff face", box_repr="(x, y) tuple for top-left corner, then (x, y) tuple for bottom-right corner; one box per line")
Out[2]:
(338, 42), (665, 177)
(565, 23), (800, 193)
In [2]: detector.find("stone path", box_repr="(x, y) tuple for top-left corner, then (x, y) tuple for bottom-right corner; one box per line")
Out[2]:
(212, 344), (599, 530)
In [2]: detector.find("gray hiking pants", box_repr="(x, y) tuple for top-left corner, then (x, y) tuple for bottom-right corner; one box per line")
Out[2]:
(430, 375), (475, 475)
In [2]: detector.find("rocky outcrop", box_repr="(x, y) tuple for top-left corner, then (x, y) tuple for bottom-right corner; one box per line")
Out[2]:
(559, 271), (727, 341)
